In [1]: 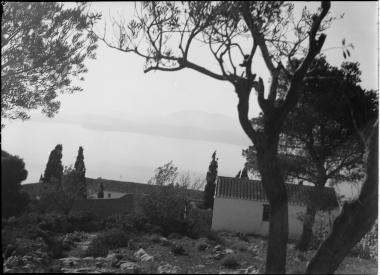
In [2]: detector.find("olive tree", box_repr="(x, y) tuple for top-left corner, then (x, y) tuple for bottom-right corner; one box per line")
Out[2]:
(95, 2), (331, 273)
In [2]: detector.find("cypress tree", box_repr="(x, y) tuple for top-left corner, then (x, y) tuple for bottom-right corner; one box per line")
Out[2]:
(43, 144), (63, 184)
(240, 164), (249, 179)
(203, 151), (218, 209)
(74, 146), (86, 198)
(97, 182), (104, 199)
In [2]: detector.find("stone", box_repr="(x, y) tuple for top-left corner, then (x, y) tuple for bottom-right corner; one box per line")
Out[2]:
(134, 248), (154, 263)
(95, 261), (103, 268)
(159, 237), (171, 246)
(225, 248), (234, 254)
(197, 242), (209, 251)
(247, 245), (259, 257)
(105, 253), (116, 261)
(59, 257), (80, 267)
(213, 252), (225, 260)
(214, 245), (223, 252)
(157, 263), (181, 274)
(195, 264), (206, 269)
(245, 266), (260, 274)
(111, 257), (121, 268)
(120, 261), (140, 274)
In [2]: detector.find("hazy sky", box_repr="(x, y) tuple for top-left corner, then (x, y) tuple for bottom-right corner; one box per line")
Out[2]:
(2, 1), (378, 184)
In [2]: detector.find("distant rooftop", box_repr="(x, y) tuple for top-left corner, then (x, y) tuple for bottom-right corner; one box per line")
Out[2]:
(22, 177), (204, 201)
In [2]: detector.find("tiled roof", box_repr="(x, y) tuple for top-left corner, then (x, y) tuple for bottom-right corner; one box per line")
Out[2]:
(215, 176), (338, 209)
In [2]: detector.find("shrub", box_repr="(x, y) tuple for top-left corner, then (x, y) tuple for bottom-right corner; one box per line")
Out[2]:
(137, 185), (188, 236)
(309, 212), (331, 249)
(171, 243), (187, 255)
(350, 221), (377, 260)
(185, 208), (212, 238)
(197, 242), (209, 251)
(205, 231), (225, 245)
(221, 254), (240, 268)
(2, 151), (30, 218)
(97, 228), (130, 249)
(86, 229), (130, 257)
(86, 237), (109, 257)
(37, 213), (73, 233)
(68, 211), (101, 232)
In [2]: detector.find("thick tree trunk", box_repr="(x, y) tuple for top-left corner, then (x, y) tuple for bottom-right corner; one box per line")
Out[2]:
(257, 147), (289, 274)
(306, 124), (378, 274)
(296, 179), (326, 251)
(296, 203), (317, 251)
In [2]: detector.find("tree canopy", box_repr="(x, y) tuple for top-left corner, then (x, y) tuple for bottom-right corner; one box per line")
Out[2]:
(243, 57), (378, 187)
(43, 144), (63, 184)
(74, 146), (86, 198)
(1, 151), (30, 218)
(1, 2), (100, 125)
(148, 160), (179, 186)
(204, 151), (218, 209)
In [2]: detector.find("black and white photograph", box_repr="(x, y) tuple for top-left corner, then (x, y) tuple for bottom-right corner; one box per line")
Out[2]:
(1, 1), (378, 274)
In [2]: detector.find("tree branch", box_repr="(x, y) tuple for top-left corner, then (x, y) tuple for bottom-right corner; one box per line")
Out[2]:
(278, 1), (331, 120)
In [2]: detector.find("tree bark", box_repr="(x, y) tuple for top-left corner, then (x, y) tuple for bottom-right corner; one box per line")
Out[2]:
(296, 177), (326, 251)
(296, 203), (317, 251)
(236, 84), (289, 274)
(257, 145), (289, 274)
(306, 123), (378, 274)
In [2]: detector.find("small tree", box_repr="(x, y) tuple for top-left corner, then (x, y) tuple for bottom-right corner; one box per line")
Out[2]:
(177, 172), (206, 191)
(148, 161), (178, 186)
(43, 144), (63, 184)
(204, 151), (218, 209)
(240, 164), (249, 179)
(74, 146), (86, 198)
(1, 151), (30, 218)
(39, 166), (85, 215)
(97, 182), (104, 199)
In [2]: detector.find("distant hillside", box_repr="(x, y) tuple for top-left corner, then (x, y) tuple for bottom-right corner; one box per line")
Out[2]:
(22, 177), (204, 201)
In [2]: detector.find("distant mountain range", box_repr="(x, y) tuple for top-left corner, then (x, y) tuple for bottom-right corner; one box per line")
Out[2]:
(32, 110), (252, 146)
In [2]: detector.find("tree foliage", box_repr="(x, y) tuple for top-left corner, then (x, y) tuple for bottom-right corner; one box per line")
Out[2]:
(43, 144), (63, 184)
(38, 166), (86, 214)
(243, 57), (378, 187)
(148, 160), (178, 186)
(74, 146), (86, 198)
(97, 182), (104, 199)
(204, 151), (218, 209)
(1, 2), (100, 124)
(1, 151), (30, 218)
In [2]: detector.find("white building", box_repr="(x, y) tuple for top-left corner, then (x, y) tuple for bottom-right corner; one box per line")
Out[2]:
(212, 176), (340, 240)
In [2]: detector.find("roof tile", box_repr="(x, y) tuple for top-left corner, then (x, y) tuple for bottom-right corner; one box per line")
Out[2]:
(216, 176), (339, 209)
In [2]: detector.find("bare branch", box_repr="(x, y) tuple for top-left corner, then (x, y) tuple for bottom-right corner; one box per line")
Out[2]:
(184, 60), (227, 81)
(278, 1), (331, 120)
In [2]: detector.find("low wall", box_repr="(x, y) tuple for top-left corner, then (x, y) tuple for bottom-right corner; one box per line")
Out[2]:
(70, 194), (134, 218)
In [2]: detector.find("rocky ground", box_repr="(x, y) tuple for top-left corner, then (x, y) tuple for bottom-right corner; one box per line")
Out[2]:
(3, 231), (377, 274)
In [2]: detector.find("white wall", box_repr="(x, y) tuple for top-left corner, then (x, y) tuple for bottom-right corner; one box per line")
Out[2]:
(87, 190), (126, 199)
(211, 197), (340, 240)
